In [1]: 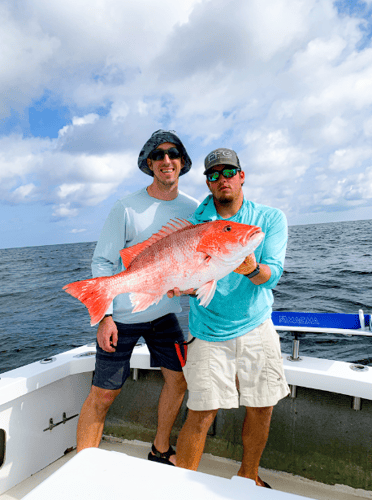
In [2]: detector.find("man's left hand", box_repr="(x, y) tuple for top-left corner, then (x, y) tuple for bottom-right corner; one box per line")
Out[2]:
(234, 253), (257, 275)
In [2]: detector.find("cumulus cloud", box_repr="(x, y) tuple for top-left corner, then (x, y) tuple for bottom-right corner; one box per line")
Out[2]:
(1, 0), (372, 238)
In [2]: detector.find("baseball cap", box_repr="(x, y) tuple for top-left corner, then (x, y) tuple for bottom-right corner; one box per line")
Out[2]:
(203, 148), (240, 174)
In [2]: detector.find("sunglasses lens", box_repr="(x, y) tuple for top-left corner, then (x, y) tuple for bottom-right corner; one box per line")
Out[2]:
(151, 150), (165, 161)
(207, 171), (220, 182)
(167, 147), (181, 159)
(151, 147), (180, 161)
(223, 168), (237, 178)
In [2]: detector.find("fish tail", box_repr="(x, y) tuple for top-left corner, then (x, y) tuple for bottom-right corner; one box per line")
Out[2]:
(63, 276), (115, 326)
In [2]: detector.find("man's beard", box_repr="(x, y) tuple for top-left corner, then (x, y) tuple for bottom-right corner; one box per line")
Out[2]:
(215, 192), (234, 204)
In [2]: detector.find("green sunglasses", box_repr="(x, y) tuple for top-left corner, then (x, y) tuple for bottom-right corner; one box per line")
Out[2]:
(206, 167), (241, 182)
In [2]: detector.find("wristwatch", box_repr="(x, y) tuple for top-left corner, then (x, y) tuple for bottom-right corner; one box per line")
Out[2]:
(245, 264), (260, 279)
(104, 314), (113, 318)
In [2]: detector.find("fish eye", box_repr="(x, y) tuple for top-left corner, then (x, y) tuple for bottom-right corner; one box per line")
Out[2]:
(224, 225), (232, 232)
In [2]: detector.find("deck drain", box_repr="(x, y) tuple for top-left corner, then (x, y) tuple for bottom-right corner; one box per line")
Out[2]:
(40, 357), (57, 364)
(350, 364), (369, 372)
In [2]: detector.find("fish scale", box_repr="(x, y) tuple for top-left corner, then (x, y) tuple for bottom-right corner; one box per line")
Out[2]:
(63, 219), (264, 325)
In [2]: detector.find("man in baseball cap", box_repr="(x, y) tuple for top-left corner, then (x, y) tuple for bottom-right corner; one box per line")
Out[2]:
(175, 147), (289, 488)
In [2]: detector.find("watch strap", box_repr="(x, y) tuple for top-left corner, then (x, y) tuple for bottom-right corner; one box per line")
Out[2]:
(245, 263), (260, 278)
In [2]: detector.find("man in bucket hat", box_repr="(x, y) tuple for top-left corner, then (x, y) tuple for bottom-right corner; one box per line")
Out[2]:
(76, 130), (198, 466)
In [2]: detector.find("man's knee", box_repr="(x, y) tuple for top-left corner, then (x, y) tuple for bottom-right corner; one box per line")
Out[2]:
(186, 408), (218, 432)
(88, 385), (121, 412)
(162, 368), (187, 394)
(246, 406), (273, 418)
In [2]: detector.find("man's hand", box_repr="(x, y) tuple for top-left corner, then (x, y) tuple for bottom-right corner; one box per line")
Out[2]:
(234, 253), (257, 275)
(97, 316), (118, 353)
(167, 287), (196, 298)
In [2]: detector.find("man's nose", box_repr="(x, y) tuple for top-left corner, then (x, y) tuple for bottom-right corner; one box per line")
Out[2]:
(163, 153), (171, 164)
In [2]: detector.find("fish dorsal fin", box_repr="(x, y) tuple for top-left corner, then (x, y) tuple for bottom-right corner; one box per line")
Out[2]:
(119, 218), (193, 269)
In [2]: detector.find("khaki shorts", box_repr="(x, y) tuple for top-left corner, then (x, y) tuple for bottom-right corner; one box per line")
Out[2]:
(184, 319), (290, 411)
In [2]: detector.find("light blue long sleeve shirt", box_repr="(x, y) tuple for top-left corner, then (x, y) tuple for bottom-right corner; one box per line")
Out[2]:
(92, 187), (199, 324)
(189, 195), (287, 341)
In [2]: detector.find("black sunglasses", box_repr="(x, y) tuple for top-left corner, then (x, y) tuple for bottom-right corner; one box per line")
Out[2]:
(149, 147), (181, 161)
(206, 167), (241, 182)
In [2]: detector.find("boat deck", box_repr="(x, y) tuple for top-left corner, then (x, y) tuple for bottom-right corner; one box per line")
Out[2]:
(2, 437), (371, 500)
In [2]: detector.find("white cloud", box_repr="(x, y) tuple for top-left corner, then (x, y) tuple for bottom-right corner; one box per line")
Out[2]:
(328, 147), (372, 172)
(52, 203), (79, 218)
(1, 0), (372, 233)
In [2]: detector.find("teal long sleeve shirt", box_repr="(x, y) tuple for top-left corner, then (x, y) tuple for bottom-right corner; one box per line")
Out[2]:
(189, 195), (288, 341)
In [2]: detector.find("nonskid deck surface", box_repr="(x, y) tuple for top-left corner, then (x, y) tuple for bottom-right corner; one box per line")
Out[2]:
(2, 437), (371, 500)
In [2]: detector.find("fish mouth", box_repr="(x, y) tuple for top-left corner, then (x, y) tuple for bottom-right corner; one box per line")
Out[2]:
(241, 229), (264, 246)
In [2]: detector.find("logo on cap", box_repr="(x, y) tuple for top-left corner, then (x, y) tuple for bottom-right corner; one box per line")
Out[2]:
(207, 150), (233, 163)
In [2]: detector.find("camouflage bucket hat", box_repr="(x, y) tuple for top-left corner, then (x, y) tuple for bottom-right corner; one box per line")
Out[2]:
(138, 129), (192, 176)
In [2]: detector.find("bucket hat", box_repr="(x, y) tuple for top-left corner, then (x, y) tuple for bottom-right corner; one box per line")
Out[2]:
(138, 129), (192, 176)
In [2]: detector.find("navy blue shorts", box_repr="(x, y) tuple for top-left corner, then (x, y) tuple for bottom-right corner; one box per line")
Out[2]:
(92, 313), (185, 391)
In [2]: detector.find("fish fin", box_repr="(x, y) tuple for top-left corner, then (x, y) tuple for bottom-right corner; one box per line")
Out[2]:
(130, 292), (164, 313)
(120, 241), (152, 269)
(196, 280), (217, 307)
(63, 277), (114, 326)
(120, 218), (193, 269)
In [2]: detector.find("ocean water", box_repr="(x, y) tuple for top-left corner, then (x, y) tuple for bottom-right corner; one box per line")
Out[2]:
(1, 219), (372, 375)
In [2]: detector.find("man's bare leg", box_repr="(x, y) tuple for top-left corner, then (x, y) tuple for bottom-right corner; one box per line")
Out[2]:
(176, 408), (218, 470)
(77, 385), (121, 452)
(151, 367), (187, 465)
(238, 406), (273, 486)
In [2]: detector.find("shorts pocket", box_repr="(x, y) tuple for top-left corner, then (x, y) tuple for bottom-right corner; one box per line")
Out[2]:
(266, 356), (287, 391)
(183, 338), (211, 392)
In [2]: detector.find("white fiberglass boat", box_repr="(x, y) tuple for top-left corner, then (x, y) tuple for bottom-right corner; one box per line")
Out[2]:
(1, 311), (372, 500)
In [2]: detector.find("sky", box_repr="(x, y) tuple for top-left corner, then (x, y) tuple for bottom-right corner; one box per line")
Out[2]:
(1, 0), (372, 249)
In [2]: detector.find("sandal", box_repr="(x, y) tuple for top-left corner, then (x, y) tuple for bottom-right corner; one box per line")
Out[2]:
(148, 444), (176, 466)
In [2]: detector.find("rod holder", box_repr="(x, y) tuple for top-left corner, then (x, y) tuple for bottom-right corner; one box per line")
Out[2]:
(287, 332), (302, 362)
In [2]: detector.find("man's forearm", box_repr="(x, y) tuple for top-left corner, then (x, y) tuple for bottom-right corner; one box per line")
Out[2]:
(247, 263), (271, 286)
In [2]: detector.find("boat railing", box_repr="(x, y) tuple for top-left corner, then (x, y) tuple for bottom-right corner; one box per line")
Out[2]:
(272, 310), (372, 408)
(272, 309), (372, 361)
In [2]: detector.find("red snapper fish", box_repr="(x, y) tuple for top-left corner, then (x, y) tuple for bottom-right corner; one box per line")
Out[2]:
(63, 219), (264, 326)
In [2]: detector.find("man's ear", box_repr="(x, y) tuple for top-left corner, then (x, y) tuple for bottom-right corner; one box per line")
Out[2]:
(147, 158), (153, 171)
(240, 170), (245, 185)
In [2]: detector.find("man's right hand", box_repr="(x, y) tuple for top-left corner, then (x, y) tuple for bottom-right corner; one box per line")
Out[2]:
(167, 287), (196, 298)
(97, 316), (118, 353)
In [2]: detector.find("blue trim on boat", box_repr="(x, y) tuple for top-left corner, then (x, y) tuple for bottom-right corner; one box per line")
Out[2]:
(272, 311), (371, 330)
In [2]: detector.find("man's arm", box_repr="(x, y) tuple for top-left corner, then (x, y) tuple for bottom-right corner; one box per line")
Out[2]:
(92, 201), (126, 352)
(234, 209), (287, 288)
(234, 253), (272, 285)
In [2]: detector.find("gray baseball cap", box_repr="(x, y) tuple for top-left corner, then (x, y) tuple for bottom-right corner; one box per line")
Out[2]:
(138, 129), (192, 176)
(203, 148), (241, 174)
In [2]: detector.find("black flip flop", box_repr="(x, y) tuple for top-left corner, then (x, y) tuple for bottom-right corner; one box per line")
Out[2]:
(148, 444), (175, 466)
